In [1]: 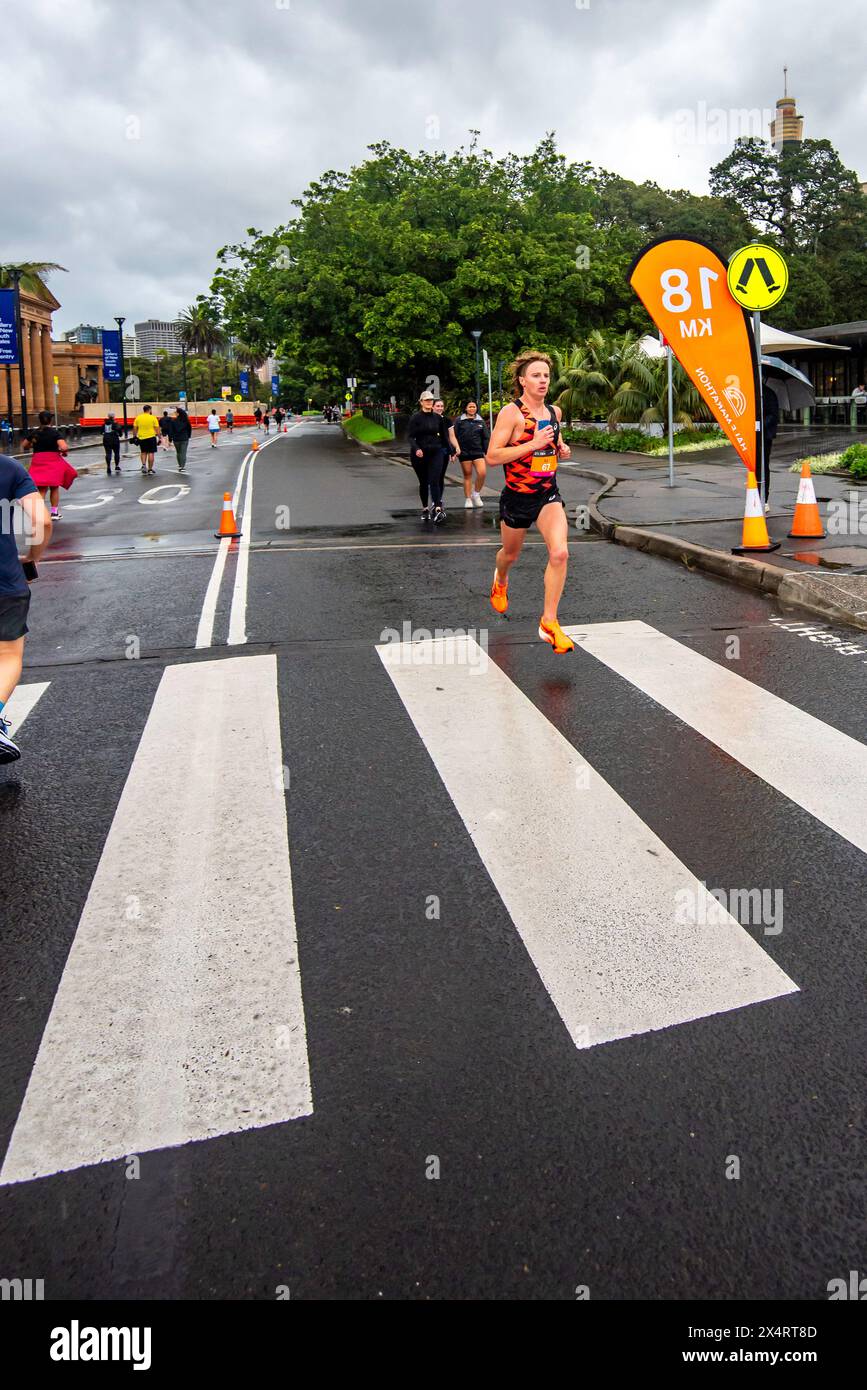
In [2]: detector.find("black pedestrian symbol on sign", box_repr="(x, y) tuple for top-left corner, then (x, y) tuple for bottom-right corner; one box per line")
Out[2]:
(735, 256), (780, 295)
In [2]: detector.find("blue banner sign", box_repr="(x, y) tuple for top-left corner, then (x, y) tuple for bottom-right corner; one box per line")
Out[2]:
(101, 329), (122, 381)
(271, 374), (279, 395)
(239, 371), (249, 397)
(0, 290), (19, 366)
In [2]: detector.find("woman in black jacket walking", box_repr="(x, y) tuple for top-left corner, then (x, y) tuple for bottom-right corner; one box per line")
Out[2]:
(171, 406), (192, 471)
(102, 412), (122, 476)
(407, 390), (452, 523)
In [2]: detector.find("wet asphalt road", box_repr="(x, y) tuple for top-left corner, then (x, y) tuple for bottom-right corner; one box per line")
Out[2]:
(2, 420), (866, 1300)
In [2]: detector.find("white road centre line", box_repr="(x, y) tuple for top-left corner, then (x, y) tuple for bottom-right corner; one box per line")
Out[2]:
(227, 453), (256, 646)
(570, 620), (867, 856)
(195, 428), (297, 650)
(0, 655), (312, 1186)
(4, 682), (50, 733)
(377, 634), (796, 1051)
(227, 426), (301, 647)
(194, 451), (252, 650)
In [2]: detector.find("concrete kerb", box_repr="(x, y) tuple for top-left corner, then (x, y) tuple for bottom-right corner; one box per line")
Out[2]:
(576, 467), (867, 632)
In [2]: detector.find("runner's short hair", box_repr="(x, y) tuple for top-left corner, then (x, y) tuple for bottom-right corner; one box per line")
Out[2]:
(508, 352), (553, 396)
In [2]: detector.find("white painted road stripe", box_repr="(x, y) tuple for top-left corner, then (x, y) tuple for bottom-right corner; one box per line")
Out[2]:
(377, 635), (796, 1050)
(195, 427), (297, 650)
(1, 655), (312, 1185)
(194, 451), (250, 649)
(227, 452), (256, 646)
(571, 620), (867, 856)
(4, 682), (50, 733)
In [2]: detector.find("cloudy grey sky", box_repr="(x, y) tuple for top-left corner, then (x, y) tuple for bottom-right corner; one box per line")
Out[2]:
(2, 0), (863, 332)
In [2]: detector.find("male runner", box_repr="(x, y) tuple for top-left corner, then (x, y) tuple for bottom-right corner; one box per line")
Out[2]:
(485, 352), (573, 653)
(132, 405), (160, 475)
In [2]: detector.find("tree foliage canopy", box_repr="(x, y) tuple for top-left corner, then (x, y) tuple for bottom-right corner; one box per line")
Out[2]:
(208, 132), (867, 399)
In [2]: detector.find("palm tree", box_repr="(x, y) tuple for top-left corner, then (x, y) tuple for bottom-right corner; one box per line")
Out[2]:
(177, 304), (226, 398)
(232, 340), (268, 401)
(552, 331), (647, 429)
(0, 261), (67, 298)
(609, 352), (711, 429)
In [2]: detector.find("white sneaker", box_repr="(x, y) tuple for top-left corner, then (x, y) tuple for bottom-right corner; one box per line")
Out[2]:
(764, 502), (770, 513)
(471, 491), (484, 508)
(464, 496), (474, 509)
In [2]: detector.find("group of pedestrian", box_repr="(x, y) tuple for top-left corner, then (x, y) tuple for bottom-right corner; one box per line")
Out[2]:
(407, 393), (489, 524)
(131, 404), (192, 473)
(406, 353), (574, 653)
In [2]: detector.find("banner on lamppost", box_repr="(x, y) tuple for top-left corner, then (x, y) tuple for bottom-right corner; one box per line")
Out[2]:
(271, 374), (279, 396)
(101, 329), (122, 381)
(0, 290), (19, 365)
(629, 235), (759, 472)
(239, 371), (249, 397)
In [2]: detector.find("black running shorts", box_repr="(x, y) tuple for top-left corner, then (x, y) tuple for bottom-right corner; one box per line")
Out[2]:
(0, 593), (31, 640)
(139, 438), (157, 454)
(499, 486), (565, 530)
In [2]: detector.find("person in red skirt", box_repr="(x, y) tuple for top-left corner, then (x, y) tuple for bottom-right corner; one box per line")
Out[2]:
(24, 412), (78, 519)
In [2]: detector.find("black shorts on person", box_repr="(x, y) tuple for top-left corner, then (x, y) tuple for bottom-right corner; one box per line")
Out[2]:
(499, 485), (565, 530)
(139, 438), (157, 455)
(0, 593), (31, 640)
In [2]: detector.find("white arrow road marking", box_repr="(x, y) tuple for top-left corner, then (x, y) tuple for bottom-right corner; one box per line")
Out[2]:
(138, 484), (191, 505)
(0, 655), (312, 1185)
(64, 490), (122, 510)
(378, 633), (797, 1051)
(4, 682), (50, 733)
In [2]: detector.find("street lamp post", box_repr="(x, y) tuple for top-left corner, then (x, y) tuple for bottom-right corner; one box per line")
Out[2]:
(181, 343), (189, 399)
(115, 315), (129, 452)
(470, 330), (482, 410)
(11, 268), (28, 436)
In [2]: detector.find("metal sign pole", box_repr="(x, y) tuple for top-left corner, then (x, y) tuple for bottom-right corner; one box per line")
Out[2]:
(754, 309), (765, 500)
(666, 344), (675, 488)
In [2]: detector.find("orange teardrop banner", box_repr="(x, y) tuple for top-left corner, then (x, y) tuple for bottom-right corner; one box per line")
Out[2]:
(629, 236), (759, 472)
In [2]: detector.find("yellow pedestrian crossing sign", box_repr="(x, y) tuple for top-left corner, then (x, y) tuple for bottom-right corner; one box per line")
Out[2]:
(727, 243), (788, 310)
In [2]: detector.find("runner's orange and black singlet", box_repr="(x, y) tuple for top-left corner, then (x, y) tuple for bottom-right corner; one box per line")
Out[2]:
(503, 399), (560, 496)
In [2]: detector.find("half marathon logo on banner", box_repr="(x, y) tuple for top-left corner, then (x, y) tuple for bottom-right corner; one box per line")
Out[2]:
(0, 289), (20, 365)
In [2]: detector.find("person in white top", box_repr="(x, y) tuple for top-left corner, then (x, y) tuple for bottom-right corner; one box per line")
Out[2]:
(207, 410), (221, 447)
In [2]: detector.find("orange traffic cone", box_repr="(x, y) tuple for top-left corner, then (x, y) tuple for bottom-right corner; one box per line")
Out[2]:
(214, 492), (242, 539)
(732, 471), (781, 554)
(251, 438), (260, 452)
(788, 460), (825, 539)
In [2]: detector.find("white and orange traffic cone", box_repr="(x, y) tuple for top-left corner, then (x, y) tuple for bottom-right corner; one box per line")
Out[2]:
(214, 492), (242, 540)
(788, 460), (825, 539)
(732, 471), (781, 554)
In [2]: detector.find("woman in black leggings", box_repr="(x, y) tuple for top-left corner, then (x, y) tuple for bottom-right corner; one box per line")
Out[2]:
(407, 390), (452, 524)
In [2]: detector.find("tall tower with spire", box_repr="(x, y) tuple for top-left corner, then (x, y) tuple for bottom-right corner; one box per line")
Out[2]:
(770, 67), (804, 148)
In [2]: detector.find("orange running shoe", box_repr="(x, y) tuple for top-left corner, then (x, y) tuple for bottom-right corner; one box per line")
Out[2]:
(538, 617), (574, 653)
(490, 569), (509, 614)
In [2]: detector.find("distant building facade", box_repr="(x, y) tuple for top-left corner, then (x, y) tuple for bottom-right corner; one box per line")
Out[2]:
(769, 70), (804, 149)
(62, 323), (104, 345)
(134, 319), (182, 360)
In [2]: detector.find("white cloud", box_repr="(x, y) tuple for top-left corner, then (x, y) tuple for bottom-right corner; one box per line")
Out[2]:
(1, 0), (861, 330)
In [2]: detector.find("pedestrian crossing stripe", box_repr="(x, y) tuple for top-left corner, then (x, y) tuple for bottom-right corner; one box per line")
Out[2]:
(378, 632), (798, 1052)
(0, 656), (311, 1187)
(6, 620), (867, 1183)
(569, 621), (867, 856)
(4, 681), (50, 734)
